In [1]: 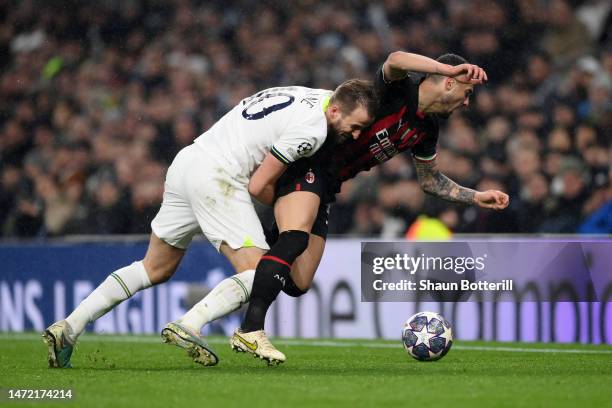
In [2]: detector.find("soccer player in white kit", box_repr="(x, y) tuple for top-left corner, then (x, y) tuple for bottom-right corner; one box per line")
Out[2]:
(43, 80), (377, 368)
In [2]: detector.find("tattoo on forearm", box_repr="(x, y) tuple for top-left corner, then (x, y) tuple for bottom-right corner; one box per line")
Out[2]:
(414, 160), (476, 204)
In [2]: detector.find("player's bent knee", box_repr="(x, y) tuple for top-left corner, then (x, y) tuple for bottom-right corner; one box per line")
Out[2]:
(153, 269), (174, 284)
(258, 230), (309, 298)
(142, 260), (177, 284)
(282, 279), (310, 297)
(270, 230), (309, 261)
(143, 235), (184, 284)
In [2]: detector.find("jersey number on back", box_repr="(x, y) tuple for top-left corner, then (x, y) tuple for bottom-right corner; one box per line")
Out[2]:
(242, 88), (295, 120)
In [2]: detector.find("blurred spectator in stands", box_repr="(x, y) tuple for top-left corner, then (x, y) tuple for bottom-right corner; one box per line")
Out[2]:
(1, 120), (31, 167)
(516, 173), (553, 233)
(350, 201), (384, 236)
(540, 157), (591, 232)
(547, 127), (573, 154)
(0, 0), (608, 238)
(36, 175), (86, 236)
(464, 177), (519, 233)
(0, 165), (22, 233)
(129, 179), (163, 233)
(539, 0), (593, 69)
(527, 51), (562, 109)
(10, 196), (43, 236)
(86, 178), (130, 235)
(509, 148), (541, 192)
(579, 173), (612, 234)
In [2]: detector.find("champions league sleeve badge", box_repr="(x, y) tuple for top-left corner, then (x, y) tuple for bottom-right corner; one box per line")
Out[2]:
(297, 142), (313, 156)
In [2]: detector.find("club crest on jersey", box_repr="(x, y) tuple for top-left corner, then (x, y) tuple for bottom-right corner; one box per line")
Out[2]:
(297, 142), (313, 156)
(305, 171), (316, 184)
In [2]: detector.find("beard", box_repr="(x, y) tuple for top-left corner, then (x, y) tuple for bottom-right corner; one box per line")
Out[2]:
(327, 124), (352, 145)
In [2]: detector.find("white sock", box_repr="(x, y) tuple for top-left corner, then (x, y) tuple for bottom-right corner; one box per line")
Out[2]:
(65, 261), (152, 340)
(179, 269), (255, 332)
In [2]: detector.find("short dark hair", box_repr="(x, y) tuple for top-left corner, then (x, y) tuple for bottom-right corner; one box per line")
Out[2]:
(437, 53), (468, 66)
(330, 79), (378, 118)
(427, 53), (469, 82)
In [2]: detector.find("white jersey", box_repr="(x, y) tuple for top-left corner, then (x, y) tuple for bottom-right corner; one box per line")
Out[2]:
(194, 86), (332, 179)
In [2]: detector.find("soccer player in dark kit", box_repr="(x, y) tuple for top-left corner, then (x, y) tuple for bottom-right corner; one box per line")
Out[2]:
(229, 51), (510, 363)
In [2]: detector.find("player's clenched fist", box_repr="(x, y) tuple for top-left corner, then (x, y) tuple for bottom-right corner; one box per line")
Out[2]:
(474, 190), (509, 210)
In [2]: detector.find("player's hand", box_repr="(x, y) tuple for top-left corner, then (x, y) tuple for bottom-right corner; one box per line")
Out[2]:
(474, 190), (509, 210)
(438, 63), (488, 84)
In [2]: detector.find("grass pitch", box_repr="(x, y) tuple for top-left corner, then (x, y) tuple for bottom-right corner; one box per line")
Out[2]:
(1, 333), (611, 408)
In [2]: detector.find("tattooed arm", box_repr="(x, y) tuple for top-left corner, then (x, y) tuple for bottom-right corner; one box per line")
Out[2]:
(414, 158), (509, 209)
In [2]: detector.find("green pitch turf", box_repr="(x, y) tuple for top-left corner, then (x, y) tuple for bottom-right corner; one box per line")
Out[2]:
(0, 333), (611, 408)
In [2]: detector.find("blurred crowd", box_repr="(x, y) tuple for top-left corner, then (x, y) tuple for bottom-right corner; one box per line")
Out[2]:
(0, 0), (610, 239)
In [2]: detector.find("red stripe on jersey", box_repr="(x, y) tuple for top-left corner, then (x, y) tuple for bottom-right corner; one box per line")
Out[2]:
(411, 132), (427, 149)
(359, 106), (408, 141)
(336, 107), (409, 179)
(338, 150), (375, 180)
(396, 126), (418, 149)
(261, 255), (291, 269)
(296, 183), (301, 191)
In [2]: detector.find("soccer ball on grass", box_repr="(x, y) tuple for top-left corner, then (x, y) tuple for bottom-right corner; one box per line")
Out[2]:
(401, 311), (453, 361)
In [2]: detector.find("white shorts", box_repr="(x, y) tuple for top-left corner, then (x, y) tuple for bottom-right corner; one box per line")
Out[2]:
(151, 144), (269, 251)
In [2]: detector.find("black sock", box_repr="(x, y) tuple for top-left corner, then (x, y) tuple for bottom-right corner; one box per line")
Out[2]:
(241, 255), (290, 332)
(241, 230), (309, 332)
(282, 275), (308, 297)
(263, 222), (279, 247)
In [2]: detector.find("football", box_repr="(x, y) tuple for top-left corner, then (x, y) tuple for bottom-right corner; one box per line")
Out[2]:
(402, 311), (453, 361)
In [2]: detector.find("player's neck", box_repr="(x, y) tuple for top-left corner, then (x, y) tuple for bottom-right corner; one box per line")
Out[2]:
(417, 81), (440, 115)
(324, 108), (332, 123)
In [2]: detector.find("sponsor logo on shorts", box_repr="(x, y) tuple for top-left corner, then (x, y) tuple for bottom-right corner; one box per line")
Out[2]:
(305, 171), (316, 184)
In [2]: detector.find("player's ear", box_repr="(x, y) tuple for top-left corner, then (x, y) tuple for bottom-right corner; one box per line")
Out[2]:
(328, 104), (341, 118)
(445, 77), (455, 91)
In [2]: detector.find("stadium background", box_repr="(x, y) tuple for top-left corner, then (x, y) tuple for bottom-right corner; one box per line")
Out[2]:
(0, 0), (611, 345)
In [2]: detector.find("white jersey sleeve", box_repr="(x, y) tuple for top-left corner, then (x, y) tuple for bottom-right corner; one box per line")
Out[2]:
(270, 117), (328, 165)
(194, 86), (331, 178)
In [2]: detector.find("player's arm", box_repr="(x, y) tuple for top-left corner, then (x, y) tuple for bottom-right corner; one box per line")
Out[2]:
(383, 51), (488, 83)
(254, 121), (324, 205)
(249, 153), (287, 206)
(413, 157), (509, 210)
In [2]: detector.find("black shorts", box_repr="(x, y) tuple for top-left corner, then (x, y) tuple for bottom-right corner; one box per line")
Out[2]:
(275, 162), (339, 240)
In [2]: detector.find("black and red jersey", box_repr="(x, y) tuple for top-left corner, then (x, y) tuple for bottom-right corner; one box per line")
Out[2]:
(332, 67), (439, 182)
(277, 67), (440, 203)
